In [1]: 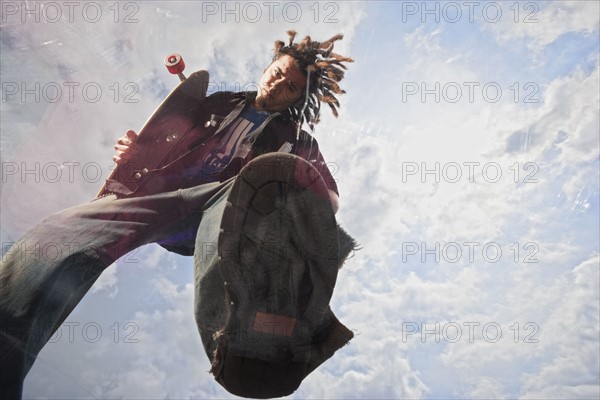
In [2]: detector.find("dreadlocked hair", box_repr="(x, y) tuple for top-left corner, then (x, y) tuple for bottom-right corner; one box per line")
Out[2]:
(272, 30), (353, 130)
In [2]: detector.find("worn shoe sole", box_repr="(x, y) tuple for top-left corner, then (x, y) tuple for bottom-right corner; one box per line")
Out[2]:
(208, 153), (353, 398)
(218, 153), (340, 353)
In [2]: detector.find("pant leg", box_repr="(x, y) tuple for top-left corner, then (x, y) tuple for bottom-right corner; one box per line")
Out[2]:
(0, 180), (229, 399)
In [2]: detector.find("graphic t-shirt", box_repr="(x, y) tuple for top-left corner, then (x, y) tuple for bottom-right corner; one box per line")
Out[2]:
(158, 106), (272, 250)
(200, 105), (271, 179)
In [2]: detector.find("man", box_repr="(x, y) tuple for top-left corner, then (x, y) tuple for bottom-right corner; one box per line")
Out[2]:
(114, 52), (341, 212)
(0, 31), (354, 398)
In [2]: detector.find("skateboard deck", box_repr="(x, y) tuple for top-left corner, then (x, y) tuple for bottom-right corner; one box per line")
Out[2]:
(97, 59), (209, 198)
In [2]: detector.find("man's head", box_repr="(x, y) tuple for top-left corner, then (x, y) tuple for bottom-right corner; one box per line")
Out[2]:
(255, 54), (307, 113)
(254, 31), (353, 128)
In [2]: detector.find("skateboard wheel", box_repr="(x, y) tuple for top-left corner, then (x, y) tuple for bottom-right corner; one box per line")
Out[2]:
(165, 53), (185, 75)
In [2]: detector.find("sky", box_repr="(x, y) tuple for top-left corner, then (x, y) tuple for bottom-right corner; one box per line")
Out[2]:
(1, 1), (599, 399)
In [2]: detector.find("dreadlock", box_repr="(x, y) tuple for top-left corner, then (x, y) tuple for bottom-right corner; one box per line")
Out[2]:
(272, 30), (353, 131)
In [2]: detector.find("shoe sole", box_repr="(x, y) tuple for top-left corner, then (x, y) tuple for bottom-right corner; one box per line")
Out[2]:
(217, 153), (341, 359)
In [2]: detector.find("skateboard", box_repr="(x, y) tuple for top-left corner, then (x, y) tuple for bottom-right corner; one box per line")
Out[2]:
(97, 54), (209, 198)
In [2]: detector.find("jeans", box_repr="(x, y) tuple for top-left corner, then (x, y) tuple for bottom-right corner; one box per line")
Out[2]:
(0, 180), (233, 399)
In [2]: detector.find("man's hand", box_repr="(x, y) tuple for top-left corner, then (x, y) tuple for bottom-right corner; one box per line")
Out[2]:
(113, 129), (139, 165)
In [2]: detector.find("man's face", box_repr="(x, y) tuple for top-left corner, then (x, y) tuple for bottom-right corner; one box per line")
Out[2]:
(255, 54), (307, 112)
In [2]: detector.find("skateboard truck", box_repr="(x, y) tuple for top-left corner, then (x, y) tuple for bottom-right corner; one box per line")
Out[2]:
(165, 53), (186, 81)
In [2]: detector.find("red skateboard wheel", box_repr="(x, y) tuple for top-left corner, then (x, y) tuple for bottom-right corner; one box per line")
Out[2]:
(165, 53), (185, 75)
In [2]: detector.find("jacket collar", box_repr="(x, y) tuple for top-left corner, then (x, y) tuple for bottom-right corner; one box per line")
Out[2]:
(213, 92), (252, 135)
(213, 91), (297, 136)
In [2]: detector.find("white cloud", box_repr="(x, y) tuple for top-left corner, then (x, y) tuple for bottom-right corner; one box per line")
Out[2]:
(520, 255), (600, 399)
(322, 5), (599, 399)
(90, 264), (118, 298)
(485, 1), (600, 51)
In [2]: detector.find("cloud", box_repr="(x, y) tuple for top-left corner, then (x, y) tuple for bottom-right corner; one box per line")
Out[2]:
(318, 5), (599, 398)
(485, 1), (599, 51)
(520, 255), (600, 399)
(90, 264), (118, 298)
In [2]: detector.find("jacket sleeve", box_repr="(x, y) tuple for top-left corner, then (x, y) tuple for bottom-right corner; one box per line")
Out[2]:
(294, 134), (339, 197)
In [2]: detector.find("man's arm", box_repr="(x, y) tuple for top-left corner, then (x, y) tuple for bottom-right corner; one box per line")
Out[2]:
(328, 189), (339, 214)
(289, 131), (340, 214)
